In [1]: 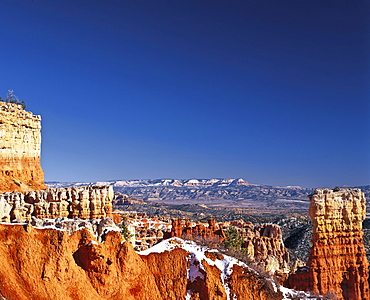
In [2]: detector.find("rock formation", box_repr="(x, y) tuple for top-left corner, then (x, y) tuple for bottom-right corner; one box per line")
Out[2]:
(0, 102), (46, 193)
(243, 223), (290, 275)
(31, 216), (119, 242)
(218, 220), (290, 276)
(113, 192), (145, 205)
(166, 218), (225, 245)
(0, 223), (308, 300)
(0, 223), (162, 300)
(140, 238), (308, 300)
(286, 188), (369, 300)
(0, 185), (113, 221)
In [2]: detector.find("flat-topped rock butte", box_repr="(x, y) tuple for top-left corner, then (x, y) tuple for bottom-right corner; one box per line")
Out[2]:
(0, 101), (46, 193)
(0, 102), (114, 220)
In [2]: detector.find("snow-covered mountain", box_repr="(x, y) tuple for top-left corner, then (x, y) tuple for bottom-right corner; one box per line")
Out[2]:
(47, 178), (254, 188)
(46, 178), (315, 209)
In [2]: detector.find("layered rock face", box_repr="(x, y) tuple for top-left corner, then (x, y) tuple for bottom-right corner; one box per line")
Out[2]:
(166, 218), (225, 245)
(242, 223), (290, 275)
(31, 216), (119, 242)
(218, 220), (290, 275)
(113, 192), (145, 205)
(0, 223), (162, 300)
(141, 239), (285, 300)
(0, 224), (294, 300)
(286, 188), (369, 300)
(0, 102), (45, 192)
(0, 185), (113, 221)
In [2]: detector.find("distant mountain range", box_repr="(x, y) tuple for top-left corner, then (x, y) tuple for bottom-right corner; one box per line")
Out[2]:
(47, 178), (253, 188)
(46, 178), (370, 211)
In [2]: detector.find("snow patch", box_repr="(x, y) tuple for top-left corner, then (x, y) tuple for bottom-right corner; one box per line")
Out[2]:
(139, 238), (255, 300)
(139, 238), (320, 300)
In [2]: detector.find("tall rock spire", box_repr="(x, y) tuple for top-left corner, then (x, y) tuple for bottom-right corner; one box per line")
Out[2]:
(286, 188), (369, 299)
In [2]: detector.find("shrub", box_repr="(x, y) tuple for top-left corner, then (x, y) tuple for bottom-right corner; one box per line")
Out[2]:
(119, 216), (133, 243)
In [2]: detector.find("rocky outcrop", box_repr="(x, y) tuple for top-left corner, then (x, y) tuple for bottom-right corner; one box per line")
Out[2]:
(0, 185), (113, 221)
(286, 188), (369, 300)
(0, 102), (45, 193)
(243, 223), (290, 274)
(166, 218), (225, 245)
(0, 223), (162, 300)
(0, 223), (310, 300)
(218, 220), (290, 275)
(140, 238), (286, 300)
(31, 216), (119, 242)
(113, 192), (145, 205)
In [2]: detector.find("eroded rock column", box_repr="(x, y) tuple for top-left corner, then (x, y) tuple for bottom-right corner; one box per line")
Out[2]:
(286, 188), (369, 300)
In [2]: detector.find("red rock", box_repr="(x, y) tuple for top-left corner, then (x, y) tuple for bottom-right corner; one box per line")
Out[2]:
(286, 188), (369, 300)
(141, 238), (285, 300)
(0, 224), (287, 300)
(166, 218), (225, 245)
(0, 223), (162, 300)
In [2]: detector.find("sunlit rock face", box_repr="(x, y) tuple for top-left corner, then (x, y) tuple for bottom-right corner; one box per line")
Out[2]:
(0, 223), (310, 300)
(286, 188), (369, 300)
(0, 185), (113, 222)
(140, 238), (288, 300)
(165, 218), (226, 245)
(242, 223), (290, 275)
(0, 224), (162, 300)
(0, 102), (46, 193)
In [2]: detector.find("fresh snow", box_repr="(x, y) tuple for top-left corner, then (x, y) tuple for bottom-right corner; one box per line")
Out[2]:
(139, 238), (322, 300)
(88, 240), (99, 246)
(46, 178), (255, 188)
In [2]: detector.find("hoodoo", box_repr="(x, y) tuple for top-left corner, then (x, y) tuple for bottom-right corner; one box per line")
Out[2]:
(286, 188), (369, 299)
(0, 102), (46, 193)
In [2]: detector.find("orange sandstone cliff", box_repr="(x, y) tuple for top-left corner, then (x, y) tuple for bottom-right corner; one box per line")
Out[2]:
(0, 224), (162, 300)
(0, 223), (291, 300)
(286, 188), (369, 300)
(0, 102), (46, 193)
(166, 218), (225, 244)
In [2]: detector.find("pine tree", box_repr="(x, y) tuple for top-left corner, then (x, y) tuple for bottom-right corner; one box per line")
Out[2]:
(224, 226), (244, 251)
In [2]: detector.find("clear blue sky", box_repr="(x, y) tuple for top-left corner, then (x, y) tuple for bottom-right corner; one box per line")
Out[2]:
(1, 0), (369, 188)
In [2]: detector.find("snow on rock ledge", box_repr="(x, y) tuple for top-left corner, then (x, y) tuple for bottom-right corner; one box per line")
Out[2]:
(140, 238), (320, 300)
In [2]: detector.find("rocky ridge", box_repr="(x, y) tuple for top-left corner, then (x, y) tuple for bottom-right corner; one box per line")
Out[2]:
(0, 222), (317, 300)
(30, 216), (119, 242)
(0, 102), (45, 192)
(0, 185), (113, 222)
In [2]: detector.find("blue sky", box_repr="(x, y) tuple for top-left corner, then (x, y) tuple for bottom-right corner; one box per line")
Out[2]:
(0, 0), (369, 187)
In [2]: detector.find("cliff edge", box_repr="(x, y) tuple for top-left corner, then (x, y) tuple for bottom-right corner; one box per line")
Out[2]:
(0, 102), (45, 193)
